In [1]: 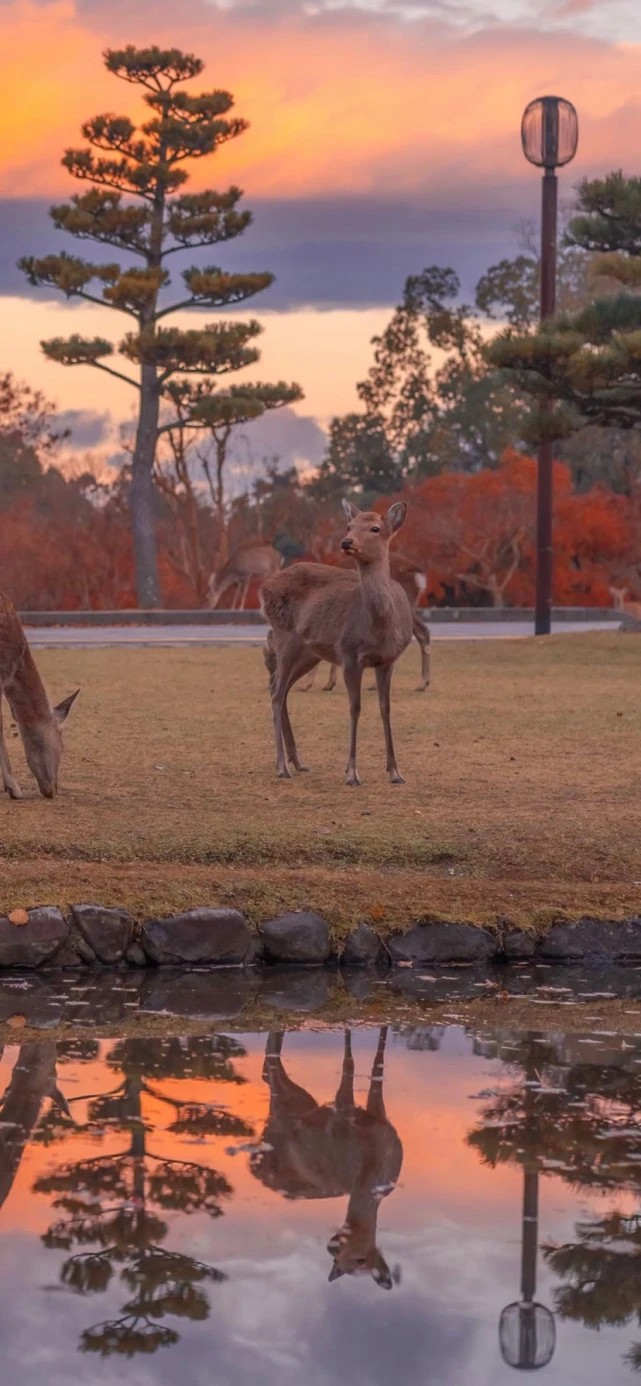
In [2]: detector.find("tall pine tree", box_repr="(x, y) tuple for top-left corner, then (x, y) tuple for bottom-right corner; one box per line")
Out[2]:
(20, 45), (301, 606)
(487, 171), (641, 440)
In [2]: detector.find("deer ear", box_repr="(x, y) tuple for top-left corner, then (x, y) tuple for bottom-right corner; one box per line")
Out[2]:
(385, 502), (407, 534)
(53, 689), (80, 725)
(328, 1263), (345, 1282)
(342, 499), (360, 521)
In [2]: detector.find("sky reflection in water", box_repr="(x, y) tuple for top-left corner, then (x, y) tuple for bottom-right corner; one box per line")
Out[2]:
(1, 1024), (641, 1384)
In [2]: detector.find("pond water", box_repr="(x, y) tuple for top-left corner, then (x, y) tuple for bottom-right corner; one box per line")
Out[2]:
(2, 1023), (641, 1384)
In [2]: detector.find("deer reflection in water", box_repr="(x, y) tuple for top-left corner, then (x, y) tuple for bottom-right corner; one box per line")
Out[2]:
(251, 1027), (402, 1288)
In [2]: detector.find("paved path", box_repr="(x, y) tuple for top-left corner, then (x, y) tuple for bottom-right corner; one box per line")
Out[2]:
(26, 620), (616, 648)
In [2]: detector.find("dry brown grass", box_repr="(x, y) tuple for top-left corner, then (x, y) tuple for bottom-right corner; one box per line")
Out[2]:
(1, 632), (639, 929)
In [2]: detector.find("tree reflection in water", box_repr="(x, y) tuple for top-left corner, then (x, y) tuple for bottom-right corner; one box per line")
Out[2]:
(467, 1028), (641, 1373)
(31, 1035), (252, 1357)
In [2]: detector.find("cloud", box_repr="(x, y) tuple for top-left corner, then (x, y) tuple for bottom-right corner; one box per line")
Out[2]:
(1, 0), (640, 205)
(55, 408), (111, 447)
(0, 195), (520, 311)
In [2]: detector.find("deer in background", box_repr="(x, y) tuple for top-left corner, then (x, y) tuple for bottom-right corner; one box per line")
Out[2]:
(207, 542), (281, 610)
(0, 593), (78, 799)
(610, 586), (641, 623)
(300, 550), (430, 693)
(262, 501), (413, 785)
(250, 1028), (402, 1289)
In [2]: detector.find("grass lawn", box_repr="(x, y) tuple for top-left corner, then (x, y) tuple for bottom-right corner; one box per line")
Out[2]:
(1, 632), (640, 933)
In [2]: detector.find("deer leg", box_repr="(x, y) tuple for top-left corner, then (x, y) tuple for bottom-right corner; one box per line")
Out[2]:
(281, 654), (318, 771)
(0, 702), (22, 800)
(343, 662), (363, 786)
(297, 665), (318, 693)
(375, 666), (405, 784)
(239, 577), (250, 610)
(271, 639), (316, 777)
(324, 663), (338, 692)
(335, 1030), (355, 1112)
(366, 1026), (388, 1121)
(413, 613), (431, 691)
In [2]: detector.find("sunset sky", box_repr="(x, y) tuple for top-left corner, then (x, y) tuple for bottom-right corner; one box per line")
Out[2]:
(1, 0), (640, 474)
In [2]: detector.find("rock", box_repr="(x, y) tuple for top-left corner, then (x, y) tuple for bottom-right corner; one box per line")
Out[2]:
(71, 904), (133, 964)
(259, 966), (332, 1012)
(141, 908), (252, 965)
(0, 907), (68, 969)
(125, 942), (147, 968)
(340, 923), (389, 969)
(539, 917), (641, 963)
(502, 928), (538, 960)
(50, 941), (86, 968)
(387, 921), (496, 967)
(259, 912), (331, 964)
(142, 969), (254, 1021)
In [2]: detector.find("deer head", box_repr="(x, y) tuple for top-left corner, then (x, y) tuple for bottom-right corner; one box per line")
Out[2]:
(327, 1227), (395, 1290)
(23, 690), (79, 799)
(340, 501), (407, 566)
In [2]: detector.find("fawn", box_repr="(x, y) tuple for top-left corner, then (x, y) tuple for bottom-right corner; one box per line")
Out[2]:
(250, 1028), (402, 1289)
(262, 501), (413, 785)
(0, 594), (78, 799)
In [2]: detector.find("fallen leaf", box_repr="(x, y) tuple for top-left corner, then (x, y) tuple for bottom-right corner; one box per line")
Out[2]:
(6, 1014), (26, 1030)
(8, 909), (29, 927)
(370, 904), (386, 922)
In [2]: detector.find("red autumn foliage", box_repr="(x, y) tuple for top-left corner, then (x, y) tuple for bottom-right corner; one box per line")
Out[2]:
(0, 448), (638, 610)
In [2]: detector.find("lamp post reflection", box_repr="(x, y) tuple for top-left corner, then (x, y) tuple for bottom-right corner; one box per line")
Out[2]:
(499, 1163), (556, 1370)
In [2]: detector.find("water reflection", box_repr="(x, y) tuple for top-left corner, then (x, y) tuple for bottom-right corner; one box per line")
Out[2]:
(1, 1025), (641, 1381)
(252, 1028), (402, 1288)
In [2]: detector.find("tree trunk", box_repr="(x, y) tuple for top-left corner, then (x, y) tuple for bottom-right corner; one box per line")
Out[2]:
(131, 364), (161, 608)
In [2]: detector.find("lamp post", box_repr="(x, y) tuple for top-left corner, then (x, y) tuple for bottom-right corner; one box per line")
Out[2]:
(521, 95), (579, 635)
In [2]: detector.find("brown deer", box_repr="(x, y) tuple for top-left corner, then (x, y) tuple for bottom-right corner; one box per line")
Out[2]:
(300, 550), (430, 693)
(0, 593), (79, 799)
(250, 1028), (402, 1289)
(610, 585), (641, 623)
(262, 501), (412, 785)
(207, 542), (281, 610)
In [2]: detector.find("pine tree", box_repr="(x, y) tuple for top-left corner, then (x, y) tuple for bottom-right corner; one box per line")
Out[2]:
(19, 45), (301, 606)
(487, 171), (641, 439)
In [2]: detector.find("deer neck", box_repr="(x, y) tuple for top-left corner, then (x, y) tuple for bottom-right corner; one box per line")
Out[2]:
(358, 557), (395, 625)
(4, 646), (51, 731)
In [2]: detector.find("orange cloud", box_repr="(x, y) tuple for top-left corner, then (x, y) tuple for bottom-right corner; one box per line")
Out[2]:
(1, 1), (641, 203)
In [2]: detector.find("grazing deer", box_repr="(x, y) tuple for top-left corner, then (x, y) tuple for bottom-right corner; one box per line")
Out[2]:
(300, 551), (430, 693)
(250, 1028), (402, 1289)
(207, 542), (281, 611)
(0, 593), (78, 799)
(262, 501), (413, 785)
(610, 586), (641, 623)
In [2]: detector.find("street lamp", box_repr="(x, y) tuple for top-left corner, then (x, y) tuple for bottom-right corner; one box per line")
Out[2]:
(521, 95), (579, 636)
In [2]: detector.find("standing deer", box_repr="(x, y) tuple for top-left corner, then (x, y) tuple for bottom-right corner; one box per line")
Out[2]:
(262, 501), (413, 785)
(207, 543), (281, 611)
(0, 594), (78, 799)
(300, 550), (430, 693)
(250, 1028), (402, 1289)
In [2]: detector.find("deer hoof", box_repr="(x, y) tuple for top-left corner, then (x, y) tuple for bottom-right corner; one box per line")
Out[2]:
(389, 770), (405, 785)
(345, 769), (362, 787)
(277, 766), (293, 780)
(5, 782), (23, 800)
